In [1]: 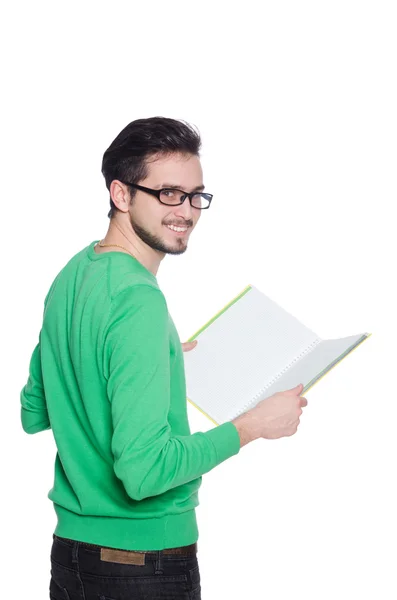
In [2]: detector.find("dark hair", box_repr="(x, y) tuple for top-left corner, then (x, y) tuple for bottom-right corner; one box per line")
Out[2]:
(101, 117), (202, 219)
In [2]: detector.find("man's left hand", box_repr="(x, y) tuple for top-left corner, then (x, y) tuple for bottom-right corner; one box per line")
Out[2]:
(182, 340), (198, 352)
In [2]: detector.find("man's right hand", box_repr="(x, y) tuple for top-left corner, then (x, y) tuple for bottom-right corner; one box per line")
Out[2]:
(253, 383), (307, 439)
(232, 384), (308, 446)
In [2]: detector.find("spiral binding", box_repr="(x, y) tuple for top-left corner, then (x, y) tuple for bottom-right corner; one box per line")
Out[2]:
(230, 337), (321, 420)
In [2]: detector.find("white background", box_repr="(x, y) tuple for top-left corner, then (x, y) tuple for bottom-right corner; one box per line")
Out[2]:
(2, 1), (396, 598)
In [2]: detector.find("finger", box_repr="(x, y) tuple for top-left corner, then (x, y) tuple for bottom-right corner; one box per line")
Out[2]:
(181, 340), (198, 352)
(282, 422), (299, 437)
(300, 397), (308, 407)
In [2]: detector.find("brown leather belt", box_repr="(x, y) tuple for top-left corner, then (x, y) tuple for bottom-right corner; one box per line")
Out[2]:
(142, 542), (197, 556)
(99, 543), (198, 565)
(55, 535), (197, 556)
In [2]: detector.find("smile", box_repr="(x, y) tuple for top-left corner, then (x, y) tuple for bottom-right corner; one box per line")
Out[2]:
(166, 225), (188, 233)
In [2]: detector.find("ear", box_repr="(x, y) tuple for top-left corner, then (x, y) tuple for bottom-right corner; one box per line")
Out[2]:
(110, 180), (130, 213)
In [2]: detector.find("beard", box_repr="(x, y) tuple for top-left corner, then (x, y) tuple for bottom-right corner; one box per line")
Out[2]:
(129, 214), (189, 256)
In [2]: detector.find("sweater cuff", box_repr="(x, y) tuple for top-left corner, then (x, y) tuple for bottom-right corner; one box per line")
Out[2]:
(206, 421), (241, 464)
(21, 406), (51, 434)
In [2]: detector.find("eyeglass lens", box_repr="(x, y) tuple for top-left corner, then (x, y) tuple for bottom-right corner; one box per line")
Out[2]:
(159, 189), (210, 209)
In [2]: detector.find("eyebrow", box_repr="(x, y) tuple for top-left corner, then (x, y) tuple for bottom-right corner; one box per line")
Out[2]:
(160, 183), (205, 192)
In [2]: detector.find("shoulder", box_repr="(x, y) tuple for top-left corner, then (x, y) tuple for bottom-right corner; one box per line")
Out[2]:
(107, 283), (169, 325)
(106, 259), (160, 299)
(111, 282), (166, 305)
(103, 284), (169, 346)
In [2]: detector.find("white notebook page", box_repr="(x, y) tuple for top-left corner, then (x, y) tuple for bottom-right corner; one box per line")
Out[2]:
(240, 333), (367, 415)
(183, 286), (319, 424)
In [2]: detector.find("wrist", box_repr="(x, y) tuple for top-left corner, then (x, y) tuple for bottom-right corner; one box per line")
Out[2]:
(231, 411), (260, 448)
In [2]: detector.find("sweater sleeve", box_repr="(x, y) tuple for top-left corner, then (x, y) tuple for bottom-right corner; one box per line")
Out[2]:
(104, 284), (241, 501)
(20, 277), (58, 434)
(20, 332), (51, 434)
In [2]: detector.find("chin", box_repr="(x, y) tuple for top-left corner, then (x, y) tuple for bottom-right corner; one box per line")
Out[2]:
(165, 244), (188, 256)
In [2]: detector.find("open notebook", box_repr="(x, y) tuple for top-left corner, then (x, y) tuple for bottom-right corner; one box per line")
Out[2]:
(183, 284), (371, 425)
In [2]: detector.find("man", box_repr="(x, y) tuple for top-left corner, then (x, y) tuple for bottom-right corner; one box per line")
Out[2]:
(20, 117), (307, 599)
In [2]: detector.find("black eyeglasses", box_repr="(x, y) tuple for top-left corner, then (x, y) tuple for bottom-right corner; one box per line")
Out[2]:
(119, 181), (213, 210)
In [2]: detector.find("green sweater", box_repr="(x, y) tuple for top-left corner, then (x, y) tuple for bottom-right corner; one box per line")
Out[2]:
(20, 240), (241, 551)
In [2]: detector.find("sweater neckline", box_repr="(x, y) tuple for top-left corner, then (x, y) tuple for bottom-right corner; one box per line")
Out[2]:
(87, 240), (158, 282)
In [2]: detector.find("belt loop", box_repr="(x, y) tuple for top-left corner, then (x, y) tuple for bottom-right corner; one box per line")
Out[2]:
(72, 541), (79, 565)
(154, 550), (164, 575)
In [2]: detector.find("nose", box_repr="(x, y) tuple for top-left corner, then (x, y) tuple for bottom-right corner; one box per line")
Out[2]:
(174, 197), (194, 221)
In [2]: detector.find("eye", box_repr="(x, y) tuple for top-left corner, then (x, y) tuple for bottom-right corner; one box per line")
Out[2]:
(162, 189), (175, 197)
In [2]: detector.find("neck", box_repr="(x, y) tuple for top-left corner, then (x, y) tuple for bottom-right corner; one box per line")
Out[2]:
(100, 220), (164, 277)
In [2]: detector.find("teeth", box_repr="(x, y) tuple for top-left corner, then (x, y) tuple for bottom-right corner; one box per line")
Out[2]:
(167, 225), (187, 232)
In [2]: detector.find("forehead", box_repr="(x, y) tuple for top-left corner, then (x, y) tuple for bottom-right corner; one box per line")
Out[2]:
(144, 152), (203, 185)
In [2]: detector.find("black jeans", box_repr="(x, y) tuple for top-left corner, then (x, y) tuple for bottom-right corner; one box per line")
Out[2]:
(50, 534), (201, 600)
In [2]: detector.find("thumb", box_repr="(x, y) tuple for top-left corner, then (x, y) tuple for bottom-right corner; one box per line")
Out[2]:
(290, 383), (303, 394)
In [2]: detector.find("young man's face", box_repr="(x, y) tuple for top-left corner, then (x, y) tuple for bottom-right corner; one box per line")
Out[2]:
(127, 152), (204, 256)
